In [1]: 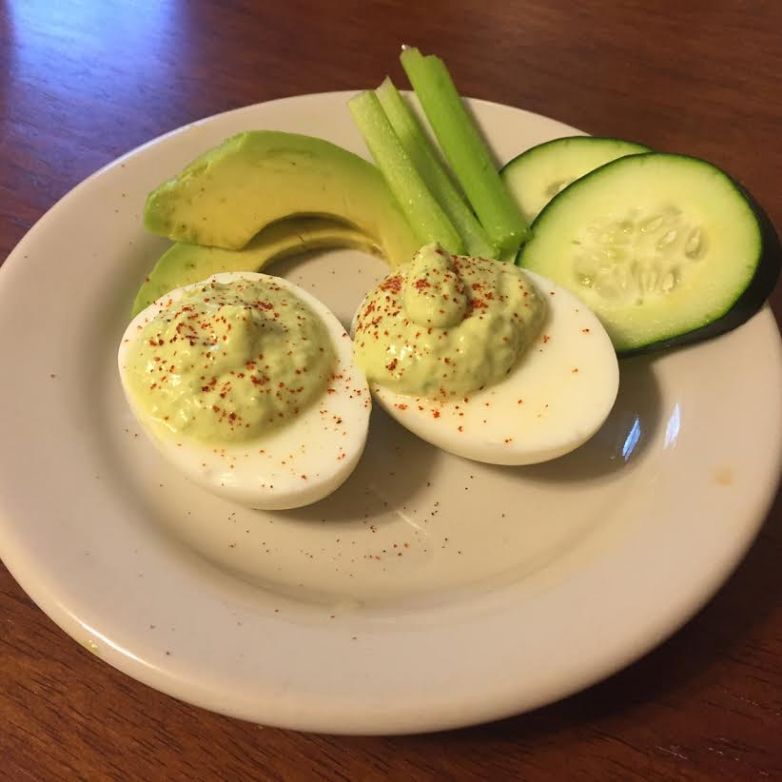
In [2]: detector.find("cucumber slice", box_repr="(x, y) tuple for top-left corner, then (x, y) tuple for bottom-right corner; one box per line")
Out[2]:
(501, 136), (651, 224)
(519, 152), (781, 354)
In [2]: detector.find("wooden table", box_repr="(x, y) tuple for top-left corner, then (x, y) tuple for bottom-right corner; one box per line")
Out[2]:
(2, 1), (780, 778)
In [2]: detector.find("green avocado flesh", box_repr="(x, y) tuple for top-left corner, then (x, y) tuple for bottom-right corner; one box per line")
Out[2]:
(132, 217), (380, 316)
(144, 131), (419, 268)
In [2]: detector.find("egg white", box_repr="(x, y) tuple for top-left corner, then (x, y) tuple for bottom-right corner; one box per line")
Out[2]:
(359, 270), (619, 466)
(118, 272), (371, 510)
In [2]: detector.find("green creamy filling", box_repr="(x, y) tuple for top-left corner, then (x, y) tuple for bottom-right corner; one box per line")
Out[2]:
(354, 244), (546, 397)
(125, 277), (335, 443)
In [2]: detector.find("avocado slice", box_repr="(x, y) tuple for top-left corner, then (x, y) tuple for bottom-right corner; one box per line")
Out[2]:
(132, 216), (381, 316)
(144, 131), (420, 268)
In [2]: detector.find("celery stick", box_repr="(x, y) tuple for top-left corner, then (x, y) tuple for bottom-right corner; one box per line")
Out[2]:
(348, 90), (463, 255)
(400, 47), (530, 257)
(375, 77), (496, 259)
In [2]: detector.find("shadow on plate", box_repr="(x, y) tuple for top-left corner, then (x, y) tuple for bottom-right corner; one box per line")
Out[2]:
(271, 406), (442, 527)
(488, 354), (664, 485)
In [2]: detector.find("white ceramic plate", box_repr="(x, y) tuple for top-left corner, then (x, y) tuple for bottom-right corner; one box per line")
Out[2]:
(1, 93), (780, 735)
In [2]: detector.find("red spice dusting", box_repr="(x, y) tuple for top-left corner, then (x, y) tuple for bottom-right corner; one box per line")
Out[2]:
(379, 275), (402, 293)
(395, 403), (408, 411)
(432, 410), (441, 419)
(386, 358), (398, 371)
(581, 328), (591, 334)
(542, 334), (551, 344)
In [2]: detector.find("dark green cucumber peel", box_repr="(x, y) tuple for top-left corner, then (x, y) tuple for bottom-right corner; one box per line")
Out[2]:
(518, 152), (781, 356)
(503, 135), (650, 163)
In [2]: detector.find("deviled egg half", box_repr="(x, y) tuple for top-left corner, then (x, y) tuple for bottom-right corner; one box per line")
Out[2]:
(118, 272), (370, 509)
(352, 244), (619, 465)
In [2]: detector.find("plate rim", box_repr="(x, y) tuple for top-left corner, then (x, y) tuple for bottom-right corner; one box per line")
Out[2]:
(1, 91), (781, 735)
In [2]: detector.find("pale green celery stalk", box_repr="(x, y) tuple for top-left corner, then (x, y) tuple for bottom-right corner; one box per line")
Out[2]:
(348, 90), (463, 255)
(400, 46), (530, 258)
(375, 77), (497, 259)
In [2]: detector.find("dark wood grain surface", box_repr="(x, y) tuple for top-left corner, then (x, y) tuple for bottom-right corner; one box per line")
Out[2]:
(2, 1), (781, 779)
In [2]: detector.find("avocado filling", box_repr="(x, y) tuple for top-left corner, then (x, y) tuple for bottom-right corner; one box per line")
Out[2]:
(353, 243), (546, 398)
(124, 277), (336, 443)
